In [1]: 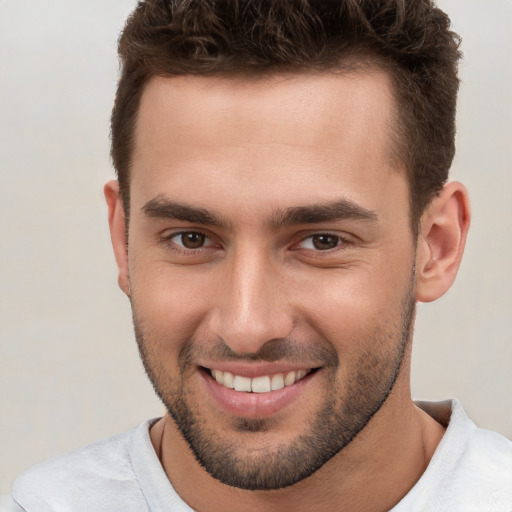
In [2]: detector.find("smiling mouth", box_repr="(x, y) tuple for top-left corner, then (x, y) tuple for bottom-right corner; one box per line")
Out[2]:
(205, 368), (317, 393)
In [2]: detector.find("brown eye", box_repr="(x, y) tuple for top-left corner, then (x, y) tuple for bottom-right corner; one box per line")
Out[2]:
(180, 232), (206, 249)
(310, 234), (340, 250)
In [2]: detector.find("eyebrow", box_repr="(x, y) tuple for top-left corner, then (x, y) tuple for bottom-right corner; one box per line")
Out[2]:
(142, 196), (226, 227)
(270, 199), (379, 227)
(142, 195), (379, 228)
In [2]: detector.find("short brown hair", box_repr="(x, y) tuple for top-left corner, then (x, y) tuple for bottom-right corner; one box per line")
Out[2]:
(111, 0), (461, 230)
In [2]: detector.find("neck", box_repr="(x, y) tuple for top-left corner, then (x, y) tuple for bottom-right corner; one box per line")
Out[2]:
(151, 382), (445, 512)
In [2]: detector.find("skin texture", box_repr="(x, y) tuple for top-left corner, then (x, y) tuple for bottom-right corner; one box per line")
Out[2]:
(105, 71), (470, 511)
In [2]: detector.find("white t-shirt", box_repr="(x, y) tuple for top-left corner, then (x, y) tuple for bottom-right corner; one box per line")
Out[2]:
(11, 400), (512, 511)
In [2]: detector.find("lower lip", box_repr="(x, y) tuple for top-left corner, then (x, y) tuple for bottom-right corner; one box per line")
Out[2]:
(200, 369), (316, 419)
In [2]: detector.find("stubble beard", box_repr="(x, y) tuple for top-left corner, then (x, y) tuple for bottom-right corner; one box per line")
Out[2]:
(132, 282), (416, 491)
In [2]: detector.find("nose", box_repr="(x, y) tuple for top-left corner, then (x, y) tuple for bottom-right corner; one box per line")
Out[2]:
(207, 245), (294, 355)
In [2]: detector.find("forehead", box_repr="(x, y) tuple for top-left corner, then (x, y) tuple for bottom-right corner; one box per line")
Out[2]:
(130, 71), (406, 222)
(134, 70), (396, 156)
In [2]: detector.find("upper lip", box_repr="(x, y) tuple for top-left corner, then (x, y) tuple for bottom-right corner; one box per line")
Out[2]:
(198, 361), (320, 378)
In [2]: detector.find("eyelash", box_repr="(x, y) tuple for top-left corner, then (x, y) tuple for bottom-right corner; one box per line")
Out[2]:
(159, 230), (353, 255)
(159, 230), (215, 253)
(294, 233), (350, 252)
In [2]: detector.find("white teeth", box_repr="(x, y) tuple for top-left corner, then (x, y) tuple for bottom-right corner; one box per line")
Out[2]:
(296, 369), (307, 380)
(233, 375), (252, 392)
(251, 376), (271, 393)
(284, 371), (296, 386)
(210, 368), (311, 393)
(270, 373), (285, 391)
(223, 371), (234, 389)
(212, 369), (224, 385)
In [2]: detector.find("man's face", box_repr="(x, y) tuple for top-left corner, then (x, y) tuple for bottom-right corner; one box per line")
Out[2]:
(125, 72), (417, 489)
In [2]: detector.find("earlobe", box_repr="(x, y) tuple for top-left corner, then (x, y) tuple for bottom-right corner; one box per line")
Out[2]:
(104, 180), (131, 297)
(415, 182), (470, 303)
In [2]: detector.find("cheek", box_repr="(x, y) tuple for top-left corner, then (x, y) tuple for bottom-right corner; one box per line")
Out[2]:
(130, 261), (215, 349)
(295, 263), (413, 351)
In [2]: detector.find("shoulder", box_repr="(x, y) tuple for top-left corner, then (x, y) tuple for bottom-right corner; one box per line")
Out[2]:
(460, 419), (512, 484)
(12, 422), (154, 512)
(397, 400), (512, 511)
(440, 406), (512, 510)
(441, 399), (512, 479)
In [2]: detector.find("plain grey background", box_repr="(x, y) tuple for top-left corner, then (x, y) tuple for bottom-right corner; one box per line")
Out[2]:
(1, 0), (511, 505)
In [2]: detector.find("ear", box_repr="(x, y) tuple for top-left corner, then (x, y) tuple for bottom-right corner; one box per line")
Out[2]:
(104, 180), (130, 297)
(415, 182), (470, 303)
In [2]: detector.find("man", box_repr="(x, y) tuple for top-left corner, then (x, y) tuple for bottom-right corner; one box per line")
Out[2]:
(11, 0), (512, 510)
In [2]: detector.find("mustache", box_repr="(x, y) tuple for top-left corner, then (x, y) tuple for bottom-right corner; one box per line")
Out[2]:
(179, 337), (339, 368)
